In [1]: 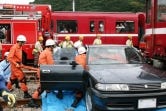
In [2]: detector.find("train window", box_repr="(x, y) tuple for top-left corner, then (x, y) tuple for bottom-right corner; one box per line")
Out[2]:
(146, 0), (151, 23)
(116, 21), (135, 33)
(0, 24), (11, 43)
(99, 21), (104, 32)
(0, 9), (14, 15)
(90, 21), (95, 32)
(57, 20), (77, 33)
(157, 0), (166, 22)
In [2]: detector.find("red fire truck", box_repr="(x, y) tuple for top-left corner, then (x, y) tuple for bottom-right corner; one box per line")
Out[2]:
(51, 11), (145, 47)
(0, 4), (51, 64)
(141, 0), (166, 69)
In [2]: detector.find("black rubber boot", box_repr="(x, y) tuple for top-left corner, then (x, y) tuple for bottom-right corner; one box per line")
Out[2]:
(28, 99), (39, 108)
(56, 90), (63, 99)
(71, 97), (81, 108)
(14, 80), (20, 89)
(24, 92), (32, 98)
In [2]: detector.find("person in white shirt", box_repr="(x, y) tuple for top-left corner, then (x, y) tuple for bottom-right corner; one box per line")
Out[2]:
(74, 35), (84, 48)
(126, 35), (133, 47)
(59, 35), (73, 48)
(93, 34), (102, 45)
(0, 51), (16, 109)
(74, 35), (84, 55)
(33, 36), (44, 67)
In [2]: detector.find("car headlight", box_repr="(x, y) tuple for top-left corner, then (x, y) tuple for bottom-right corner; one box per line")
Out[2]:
(161, 82), (166, 89)
(95, 83), (129, 91)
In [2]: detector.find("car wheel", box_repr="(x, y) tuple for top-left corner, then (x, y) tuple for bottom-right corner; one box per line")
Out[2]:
(85, 88), (93, 111)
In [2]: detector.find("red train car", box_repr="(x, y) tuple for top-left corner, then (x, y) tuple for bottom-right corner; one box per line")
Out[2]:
(51, 11), (145, 47)
(141, 0), (166, 68)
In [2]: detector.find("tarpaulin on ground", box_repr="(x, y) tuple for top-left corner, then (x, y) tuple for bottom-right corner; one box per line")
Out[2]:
(155, 109), (166, 111)
(41, 90), (166, 111)
(42, 91), (87, 111)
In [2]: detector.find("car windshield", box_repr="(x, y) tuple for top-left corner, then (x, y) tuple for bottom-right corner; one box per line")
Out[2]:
(87, 45), (143, 65)
(53, 48), (77, 60)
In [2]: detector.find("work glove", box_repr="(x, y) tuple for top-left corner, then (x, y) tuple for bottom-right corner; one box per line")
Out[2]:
(2, 90), (16, 107)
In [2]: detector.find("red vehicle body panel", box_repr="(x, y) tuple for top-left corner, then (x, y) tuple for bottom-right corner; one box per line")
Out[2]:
(0, 4), (51, 62)
(51, 11), (145, 47)
(0, 20), (38, 60)
(144, 0), (166, 62)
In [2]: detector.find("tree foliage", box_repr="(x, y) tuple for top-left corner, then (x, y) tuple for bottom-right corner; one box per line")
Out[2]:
(34, 0), (145, 12)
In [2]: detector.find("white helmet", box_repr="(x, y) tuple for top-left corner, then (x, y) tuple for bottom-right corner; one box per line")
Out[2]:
(78, 47), (86, 54)
(17, 35), (26, 42)
(4, 52), (9, 57)
(45, 39), (55, 46)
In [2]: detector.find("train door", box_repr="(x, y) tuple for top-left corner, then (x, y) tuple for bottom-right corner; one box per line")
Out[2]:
(89, 19), (105, 44)
(89, 19), (105, 34)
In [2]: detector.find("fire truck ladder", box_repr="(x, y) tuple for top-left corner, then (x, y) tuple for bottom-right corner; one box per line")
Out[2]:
(0, 14), (41, 20)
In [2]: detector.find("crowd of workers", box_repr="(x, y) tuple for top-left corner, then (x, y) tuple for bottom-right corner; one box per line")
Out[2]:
(30, 34), (88, 109)
(0, 33), (133, 110)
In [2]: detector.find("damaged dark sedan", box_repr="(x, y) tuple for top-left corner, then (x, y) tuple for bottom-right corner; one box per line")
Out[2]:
(85, 45), (166, 111)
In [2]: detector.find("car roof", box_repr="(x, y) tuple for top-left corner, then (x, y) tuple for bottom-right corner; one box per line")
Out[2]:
(88, 45), (132, 51)
(88, 44), (128, 48)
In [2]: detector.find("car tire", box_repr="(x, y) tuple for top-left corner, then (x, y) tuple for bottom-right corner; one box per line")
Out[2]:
(86, 88), (97, 111)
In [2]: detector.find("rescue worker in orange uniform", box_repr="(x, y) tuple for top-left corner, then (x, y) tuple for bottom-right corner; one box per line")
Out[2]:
(75, 46), (87, 70)
(7, 35), (31, 98)
(28, 39), (61, 107)
(38, 39), (55, 65)
(71, 46), (87, 108)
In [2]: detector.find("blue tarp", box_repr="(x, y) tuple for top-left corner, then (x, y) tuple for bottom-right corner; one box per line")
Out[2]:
(155, 109), (166, 111)
(42, 91), (87, 111)
(41, 90), (166, 111)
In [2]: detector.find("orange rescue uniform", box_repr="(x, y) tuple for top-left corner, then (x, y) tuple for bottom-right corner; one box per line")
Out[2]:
(74, 53), (87, 100)
(7, 43), (28, 92)
(75, 54), (87, 69)
(38, 48), (54, 65)
(32, 47), (54, 99)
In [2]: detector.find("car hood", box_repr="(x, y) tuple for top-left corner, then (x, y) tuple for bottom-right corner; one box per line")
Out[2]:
(88, 64), (166, 84)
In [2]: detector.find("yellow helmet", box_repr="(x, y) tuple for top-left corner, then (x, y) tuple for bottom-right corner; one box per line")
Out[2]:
(96, 34), (101, 38)
(79, 35), (84, 40)
(38, 36), (44, 41)
(128, 35), (132, 39)
(65, 35), (70, 41)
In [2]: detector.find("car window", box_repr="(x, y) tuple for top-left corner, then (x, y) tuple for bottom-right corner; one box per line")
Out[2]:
(53, 47), (77, 61)
(125, 47), (142, 63)
(88, 46), (127, 65)
(87, 45), (144, 65)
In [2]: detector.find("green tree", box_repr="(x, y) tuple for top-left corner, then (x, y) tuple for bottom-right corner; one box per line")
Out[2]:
(33, 0), (145, 12)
